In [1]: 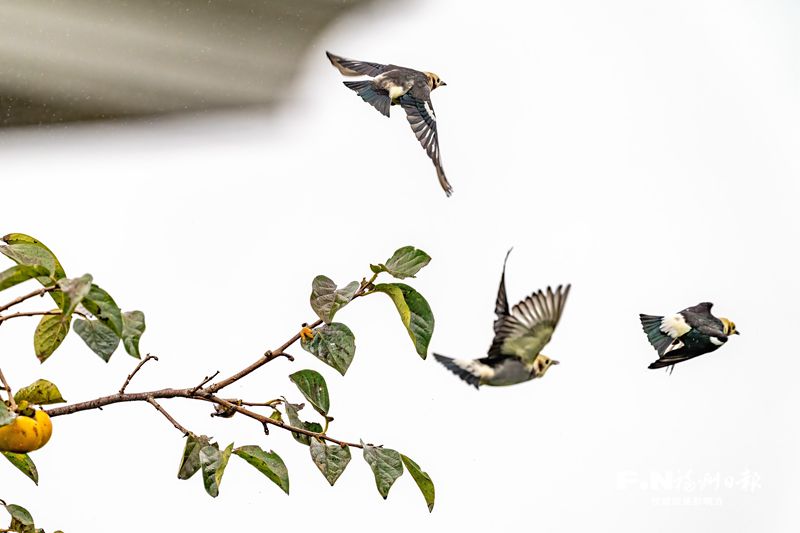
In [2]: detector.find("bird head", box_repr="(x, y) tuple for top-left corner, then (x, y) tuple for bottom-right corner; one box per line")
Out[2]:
(424, 72), (447, 90)
(720, 318), (739, 335)
(532, 355), (559, 378)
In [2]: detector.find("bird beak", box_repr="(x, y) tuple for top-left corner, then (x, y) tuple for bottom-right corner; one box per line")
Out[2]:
(734, 331), (740, 335)
(440, 81), (447, 87)
(551, 360), (560, 365)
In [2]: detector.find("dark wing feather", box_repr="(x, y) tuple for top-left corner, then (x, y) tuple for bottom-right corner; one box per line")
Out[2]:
(648, 352), (700, 369)
(494, 249), (514, 319)
(326, 51), (388, 77)
(398, 92), (453, 196)
(681, 302), (726, 338)
(488, 284), (571, 364)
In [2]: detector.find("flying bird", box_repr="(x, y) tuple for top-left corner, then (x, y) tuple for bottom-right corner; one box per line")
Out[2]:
(326, 51), (453, 196)
(434, 250), (571, 388)
(639, 302), (739, 371)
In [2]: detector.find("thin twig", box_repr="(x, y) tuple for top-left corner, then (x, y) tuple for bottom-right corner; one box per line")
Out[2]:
(0, 309), (89, 325)
(0, 368), (16, 411)
(119, 355), (159, 394)
(204, 321), (322, 394)
(0, 285), (57, 314)
(206, 272), (378, 394)
(206, 396), (362, 448)
(223, 398), (282, 408)
(190, 371), (219, 395)
(146, 397), (190, 436)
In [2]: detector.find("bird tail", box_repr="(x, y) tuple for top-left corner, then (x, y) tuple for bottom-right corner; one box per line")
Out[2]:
(433, 354), (480, 389)
(648, 359), (676, 372)
(435, 163), (453, 197)
(343, 80), (390, 118)
(639, 314), (673, 356)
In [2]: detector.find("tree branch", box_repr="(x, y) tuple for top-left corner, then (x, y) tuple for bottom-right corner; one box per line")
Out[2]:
(207, 396), (362, 448)
(0, 285), (56, 314)
(42, 272), (381, 453)
(146, 397), (190, 436)
(206, 272), (377, 394)
(45, 387), (363, 448)
(0, 368), (16, 411)
(119, 355), (159, 394)
(0, 309), (88, 325)
(205, 319), (323, 394)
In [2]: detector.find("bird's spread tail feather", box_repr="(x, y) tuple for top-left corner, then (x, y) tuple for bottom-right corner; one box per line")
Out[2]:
(343, 80), (390, 118)
(639, 314), (673, 356)
(435, 165), (453, 197)
(433, 354), (480, 389)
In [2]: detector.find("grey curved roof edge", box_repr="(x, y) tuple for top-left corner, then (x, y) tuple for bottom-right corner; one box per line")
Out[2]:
(0, 0), (376, 127)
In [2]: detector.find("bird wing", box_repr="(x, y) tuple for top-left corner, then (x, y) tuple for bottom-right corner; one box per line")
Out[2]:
(681, 302), (726, 338)
(488, 284), (571, 365)
(326, 51), (388, 77)
(398, 91), (453, 196)
(494, 249), (513, 320)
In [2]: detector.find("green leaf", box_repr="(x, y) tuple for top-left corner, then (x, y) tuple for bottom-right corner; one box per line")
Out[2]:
(300, 322), (355, 376)
(1, 233), (66, 308)
(288, 369), (330, 416)
(33, 312), (70, 363)
(233, 445), (290, 494)
(13, 379), (65, 405)
(178, 434), (209, 480)
(283, 401), (322, 446)
(56, 274), (93, 317)
(121, 310), (146, 359)
(401, 454), (435, 512)
(0, 265), (51, 292)
(2, 451), (39, 485)
(310, 275), (359, 324)
(2, 233), (66, 278)
(81, 284), (124, 337)
(73, 318), (120, 362)
(362, 441), (404, 499)
(370, 283), (434, 358)
(0, 244), (56, 278)
(200, 443), (233, 498)
(0, 402), (15, 427)
(309, 440), (351, 486)
(4, 503), (35, 532)
(371, 246), (432, 280)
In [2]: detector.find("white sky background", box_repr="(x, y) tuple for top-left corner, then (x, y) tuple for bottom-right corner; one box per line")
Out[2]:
(1, 0), (799, 531)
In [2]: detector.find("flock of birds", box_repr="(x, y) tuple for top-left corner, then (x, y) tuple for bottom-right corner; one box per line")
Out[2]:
(326, 52), (739, 388)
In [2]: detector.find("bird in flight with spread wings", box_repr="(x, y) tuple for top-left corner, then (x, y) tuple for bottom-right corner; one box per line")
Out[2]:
(640, 302), (739, 372)
(326, 51), (453, 196)
(434, 250), (571, 388)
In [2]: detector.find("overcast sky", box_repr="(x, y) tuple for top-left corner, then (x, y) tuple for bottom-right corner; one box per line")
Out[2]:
(2, 0), (799, 531)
